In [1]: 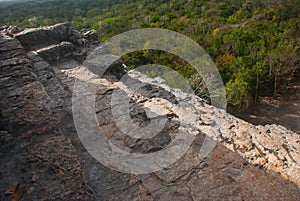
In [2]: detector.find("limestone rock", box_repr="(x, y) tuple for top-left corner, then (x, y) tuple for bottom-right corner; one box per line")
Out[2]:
(83, 54), (126, 80)
(0, 25), (9, 31)
(7, 25), (21, 36)
(127, 70), (300, 187)
(35, 41), (75, 64)
(14, 22), (74, 50)
(0, 34), (56, 135)
(83, 29), (98, 41)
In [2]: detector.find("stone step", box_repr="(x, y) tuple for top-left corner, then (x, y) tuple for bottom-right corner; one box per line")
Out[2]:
(52, 59), (81, 70)
(34, 42), (75, 64)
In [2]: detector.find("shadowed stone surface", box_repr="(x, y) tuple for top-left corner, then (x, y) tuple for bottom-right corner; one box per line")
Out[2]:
(14, 22), (74, 50)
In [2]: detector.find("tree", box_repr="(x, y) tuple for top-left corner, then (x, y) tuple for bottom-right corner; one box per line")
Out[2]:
(267, 46), (299, 95)
(226, 70), (251, 114)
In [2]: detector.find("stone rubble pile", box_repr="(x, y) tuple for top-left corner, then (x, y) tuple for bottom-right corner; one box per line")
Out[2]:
(124, 70), (300, 185)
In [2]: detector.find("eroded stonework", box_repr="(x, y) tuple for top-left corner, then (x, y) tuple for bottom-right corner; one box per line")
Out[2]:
(0, 23), (299, 200)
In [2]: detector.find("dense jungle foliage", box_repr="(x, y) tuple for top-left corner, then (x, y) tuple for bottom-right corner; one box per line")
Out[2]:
(1, 0), (299, 113)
